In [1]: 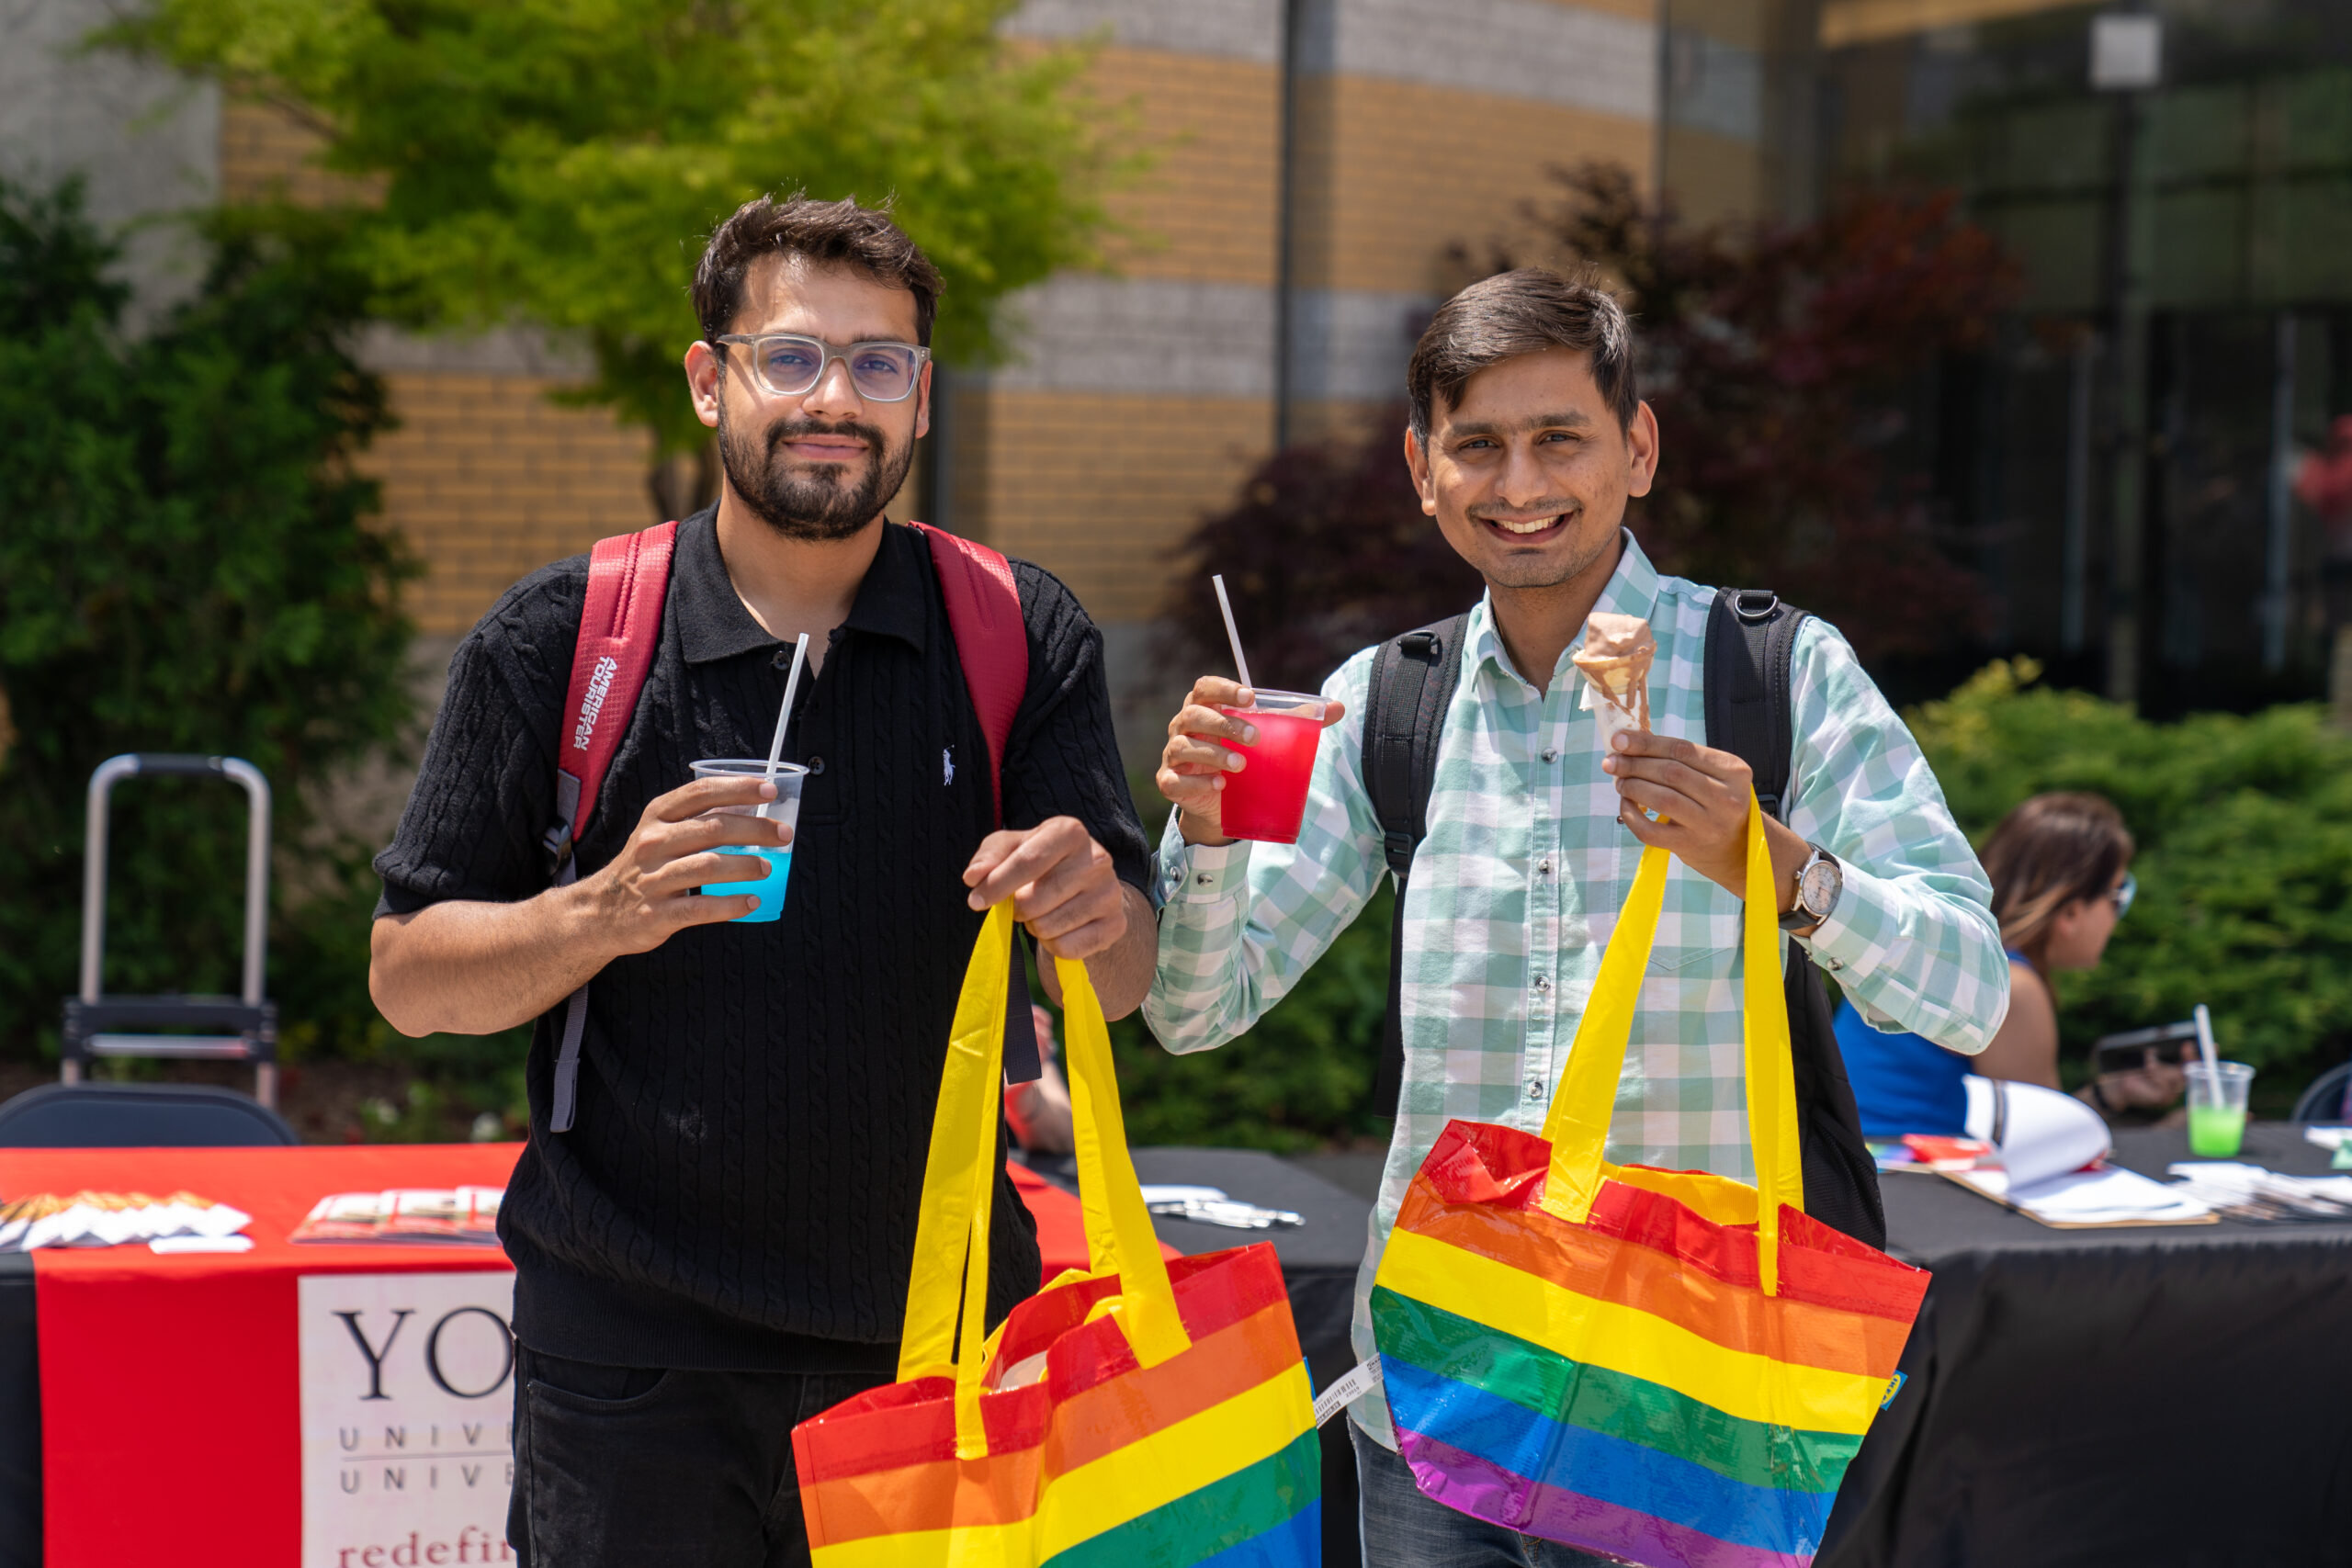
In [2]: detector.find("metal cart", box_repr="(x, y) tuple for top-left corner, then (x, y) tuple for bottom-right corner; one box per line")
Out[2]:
(59, 754), (279, 1108)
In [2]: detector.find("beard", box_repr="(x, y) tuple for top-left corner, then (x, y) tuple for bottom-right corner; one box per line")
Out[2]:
(716, 404), (911, 542)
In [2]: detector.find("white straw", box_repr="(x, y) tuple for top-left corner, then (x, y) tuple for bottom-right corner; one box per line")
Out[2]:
(2193, 1002), (2222, 1083)
(765, 632), (811, 787)
(1211, 575), (1253, 692)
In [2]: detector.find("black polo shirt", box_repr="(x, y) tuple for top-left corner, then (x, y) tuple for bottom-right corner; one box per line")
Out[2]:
(375, 507), (1150, 1371)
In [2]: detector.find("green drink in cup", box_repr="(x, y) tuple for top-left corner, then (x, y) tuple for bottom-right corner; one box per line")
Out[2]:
(690, 759), (807, 923)
(2185, 1061), (2254, 1158)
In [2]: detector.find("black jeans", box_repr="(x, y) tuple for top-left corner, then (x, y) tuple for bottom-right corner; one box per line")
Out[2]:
(508, 1347), (890, 1568)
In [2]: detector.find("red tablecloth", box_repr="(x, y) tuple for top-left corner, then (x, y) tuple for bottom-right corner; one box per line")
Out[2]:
(0, 1143), (1097, 1567)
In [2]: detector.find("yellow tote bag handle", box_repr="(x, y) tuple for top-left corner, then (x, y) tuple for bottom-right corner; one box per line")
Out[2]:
(1537, 795), (1804, 1293)
(899, 905), (1018, 1453)
(1057, 953), (1191, 1369)
(898, 905), (1192, 1460)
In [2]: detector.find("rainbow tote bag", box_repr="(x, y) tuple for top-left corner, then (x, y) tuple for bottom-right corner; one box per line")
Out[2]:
(791, 903), (1321, 1567)
(1370, 798), (1929, 1568)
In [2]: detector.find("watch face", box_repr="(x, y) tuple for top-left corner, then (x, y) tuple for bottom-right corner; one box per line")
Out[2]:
(1799, 855), (1841, 916)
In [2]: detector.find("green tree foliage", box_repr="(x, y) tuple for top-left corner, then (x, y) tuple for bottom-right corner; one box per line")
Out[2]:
(119, 0), (1127, 456)
(1103, 886), (1396, 1153)
(0, 180), (414, 1062)
(1911, 660), (2352, 1087)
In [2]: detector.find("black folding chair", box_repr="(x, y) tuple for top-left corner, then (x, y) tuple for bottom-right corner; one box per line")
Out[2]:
(0, 1081), (296, 1148)
(2290, 1061), (2352, 1124)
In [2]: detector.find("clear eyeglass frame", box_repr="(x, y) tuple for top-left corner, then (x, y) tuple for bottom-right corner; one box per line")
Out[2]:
(712, 333), (930, 403)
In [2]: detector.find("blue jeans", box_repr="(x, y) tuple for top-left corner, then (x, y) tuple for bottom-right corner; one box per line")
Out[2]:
(1352, 1422), (1622, 1568)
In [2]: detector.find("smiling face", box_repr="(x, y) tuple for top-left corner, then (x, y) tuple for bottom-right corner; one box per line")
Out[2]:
(1403, 346), (1658, 592)
(685, 254), (931, 541)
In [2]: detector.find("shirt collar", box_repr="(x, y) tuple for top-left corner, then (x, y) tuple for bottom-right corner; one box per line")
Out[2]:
(1464, 527), (1662, 691)
(675, 508), (931, 665)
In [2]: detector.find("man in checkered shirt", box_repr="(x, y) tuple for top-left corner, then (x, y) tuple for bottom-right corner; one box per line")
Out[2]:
(1146, 269), (2008, 1564)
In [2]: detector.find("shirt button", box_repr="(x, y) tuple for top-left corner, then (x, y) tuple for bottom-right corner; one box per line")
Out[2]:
(1526, 1077), (1545, 1100)
(1195, 873), (1215, 886)
(1537, 859), (1554, 876)
(1541, 748), (1558, 763)
(807, 757), (826, 775)
(1533, 975), (1552, 993)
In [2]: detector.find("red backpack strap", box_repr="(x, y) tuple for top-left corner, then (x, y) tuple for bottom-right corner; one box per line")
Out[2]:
(910, 520), (1043, 1085)
(912, 521), (1028, 829)
(548, 520), (676, 1132)
(547, 522), (677, 874)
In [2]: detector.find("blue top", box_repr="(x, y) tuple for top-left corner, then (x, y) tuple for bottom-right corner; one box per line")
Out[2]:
(1836, 951), (2029, 1138)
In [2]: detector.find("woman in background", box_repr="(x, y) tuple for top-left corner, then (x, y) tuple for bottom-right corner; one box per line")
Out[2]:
(1838, 792), (2143, 1136)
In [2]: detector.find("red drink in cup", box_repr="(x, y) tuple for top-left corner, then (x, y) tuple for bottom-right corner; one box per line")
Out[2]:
(1216, 690), (1329, 844)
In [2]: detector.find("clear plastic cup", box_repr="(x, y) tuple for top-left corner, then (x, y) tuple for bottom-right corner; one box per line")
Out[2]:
(2185, 1061), (2254, 1158)
(1214, 689), (1330, 845)
(688, 759), (808, 924)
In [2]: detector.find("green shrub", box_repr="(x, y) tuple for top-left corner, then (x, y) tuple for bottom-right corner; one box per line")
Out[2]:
(1104, 883), (1395, 1153)
(0, 180), (415, 1066)
(1910, 660), (2352, 1089)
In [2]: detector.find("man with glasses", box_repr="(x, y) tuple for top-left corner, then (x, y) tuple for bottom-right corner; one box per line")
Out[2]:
(368, 194), (1156, 1567)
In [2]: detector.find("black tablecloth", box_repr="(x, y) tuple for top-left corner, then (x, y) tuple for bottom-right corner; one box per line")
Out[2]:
(0, 1253), (36, 1568)
(1820, 1122), (2352, 1568)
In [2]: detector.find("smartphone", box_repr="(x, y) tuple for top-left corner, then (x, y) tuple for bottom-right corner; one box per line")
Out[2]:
(2090, 1020), (2199, 1077)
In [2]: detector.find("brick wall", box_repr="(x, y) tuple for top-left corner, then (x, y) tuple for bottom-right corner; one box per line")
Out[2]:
(956, 387), (1273, 626)
(1091, 46), (1281, 286)
(218, 98), (382, 207)
(366, 373), (660, 637)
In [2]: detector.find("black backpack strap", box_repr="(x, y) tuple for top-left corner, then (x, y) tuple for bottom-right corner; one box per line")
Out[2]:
(1363, 614), (1467, 1120)
(1703, 588), (1801, 822)
(1703, 589), (1886, 1250)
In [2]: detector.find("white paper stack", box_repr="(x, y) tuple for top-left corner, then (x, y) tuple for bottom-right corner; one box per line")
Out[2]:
(0, 1190), (254, 1252)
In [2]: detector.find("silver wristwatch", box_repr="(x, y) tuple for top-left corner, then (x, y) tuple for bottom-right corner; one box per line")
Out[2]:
(1780, 843), (1842, 932)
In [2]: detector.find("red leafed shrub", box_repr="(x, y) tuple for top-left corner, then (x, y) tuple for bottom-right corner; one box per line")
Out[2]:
(1159, 416), (1481, 694)
(1544, 164), (2017, 656)
(1165, 164), (2018, 685)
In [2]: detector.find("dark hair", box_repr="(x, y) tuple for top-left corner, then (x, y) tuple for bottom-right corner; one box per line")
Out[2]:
(1979, 792), (2135, 961)
(1407, 267), (1638, 440)
(691, 193), (944, 347)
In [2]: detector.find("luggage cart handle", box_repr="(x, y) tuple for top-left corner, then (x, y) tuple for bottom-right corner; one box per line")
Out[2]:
(79, 754), (273, 1007)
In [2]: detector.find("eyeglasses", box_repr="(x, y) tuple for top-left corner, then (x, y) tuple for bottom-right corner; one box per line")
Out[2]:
(713, 333), (928, 403)
(2109, 873), (2136, 918)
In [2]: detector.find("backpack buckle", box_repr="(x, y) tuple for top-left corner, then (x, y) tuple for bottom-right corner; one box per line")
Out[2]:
(541, 822), (575, 881)
(1381, 829), (1418, 876)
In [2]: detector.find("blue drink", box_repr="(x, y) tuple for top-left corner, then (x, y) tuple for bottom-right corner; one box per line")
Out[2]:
(712, 845), (792, 923)
(689, 759), (808, 924)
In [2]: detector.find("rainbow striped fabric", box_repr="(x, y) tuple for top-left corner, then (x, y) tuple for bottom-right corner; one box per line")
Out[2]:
(795, 1243), (1319, 1567)
(1371, 820), (1929, 1568)
(1374, 1118), (1927, 1568)
(792, 907), (1320, 1567)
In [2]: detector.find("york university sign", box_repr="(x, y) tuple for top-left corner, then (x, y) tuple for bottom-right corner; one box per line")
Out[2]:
(299, 1272), (517, 1567)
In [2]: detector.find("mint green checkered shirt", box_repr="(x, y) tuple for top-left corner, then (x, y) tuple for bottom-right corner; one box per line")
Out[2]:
(1144, 532), (2007, 1446)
